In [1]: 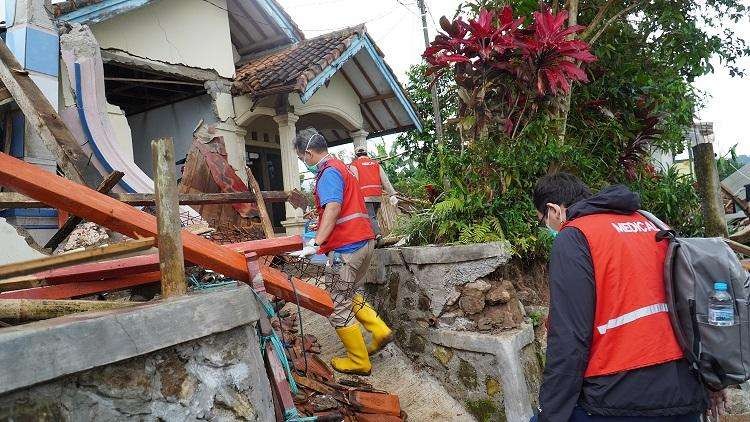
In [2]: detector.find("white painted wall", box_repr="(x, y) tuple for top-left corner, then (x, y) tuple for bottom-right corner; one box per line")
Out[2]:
(128, 94), (218, 178)
(90, 0), (235, 78)
(106, 103), (135, 162)
(289, 73), (363, 130)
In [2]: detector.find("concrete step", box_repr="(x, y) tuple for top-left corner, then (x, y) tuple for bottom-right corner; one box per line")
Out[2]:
(298, 308), (476, 421)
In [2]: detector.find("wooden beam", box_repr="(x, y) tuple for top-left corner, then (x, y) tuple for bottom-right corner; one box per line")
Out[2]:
(0, 238), (155, 280)
(0, 272), (162, 299)
(361, 93), (397, 103)
(152, 138), (187, 298)
(0, 40), (92, 186)
(247, 167), (275, 238)
(0, 191), (294, 208)
(0, 299), (138, 321)
(103, 77), (203, 86)
(0, 152), (333, 315)
(44, 170), (125, 250)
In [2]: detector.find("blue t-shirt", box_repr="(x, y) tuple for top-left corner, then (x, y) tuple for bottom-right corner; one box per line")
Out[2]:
(317, 166), (367, 253)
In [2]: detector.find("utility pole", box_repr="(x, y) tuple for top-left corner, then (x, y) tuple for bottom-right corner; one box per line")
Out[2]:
(418, 0), (444, 144)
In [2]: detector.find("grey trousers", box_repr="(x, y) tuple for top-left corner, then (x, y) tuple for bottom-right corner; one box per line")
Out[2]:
(326, 240), (375, 328)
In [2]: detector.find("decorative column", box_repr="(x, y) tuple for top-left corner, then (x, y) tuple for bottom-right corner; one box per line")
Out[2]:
(351, 129), (369, 152)
(274, 113), (305, 235)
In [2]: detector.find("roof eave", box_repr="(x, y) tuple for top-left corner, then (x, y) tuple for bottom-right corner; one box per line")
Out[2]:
(58, 0), (157, 25)
(298, 33), (423, 133)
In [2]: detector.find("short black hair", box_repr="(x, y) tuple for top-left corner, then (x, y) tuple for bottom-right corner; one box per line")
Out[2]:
(533, 172), (592, 213)
(293, 127), (328, 154)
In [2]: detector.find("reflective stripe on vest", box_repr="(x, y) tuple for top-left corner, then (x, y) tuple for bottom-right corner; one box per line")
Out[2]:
(336, 212), (370, 225)
(352, 157), (383, 197)
(564, 212), (684, 377)
(313, 158), (375, 254)
(596, 303), (669, 335)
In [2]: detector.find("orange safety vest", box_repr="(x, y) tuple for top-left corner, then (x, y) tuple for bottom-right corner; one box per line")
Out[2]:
(314, 158), (375, 254)
(351, 156), (383, 197)
(563, 212), (684, 378)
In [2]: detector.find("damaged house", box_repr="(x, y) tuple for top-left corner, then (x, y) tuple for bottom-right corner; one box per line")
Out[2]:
(0, 0), (421, 243)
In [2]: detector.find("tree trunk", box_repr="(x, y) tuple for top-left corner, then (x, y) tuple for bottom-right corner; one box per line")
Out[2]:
(556, 0), (579, 143)
(693, 142), (728, 237)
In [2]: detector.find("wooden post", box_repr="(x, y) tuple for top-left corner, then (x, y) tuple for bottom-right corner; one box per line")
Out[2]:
(246, 168), (275, 239)
(151, 138), (186, 298)
(693, 142), (728, 237)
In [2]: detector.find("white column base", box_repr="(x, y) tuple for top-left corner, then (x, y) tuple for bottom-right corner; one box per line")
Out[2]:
(281, 216), (305, 235)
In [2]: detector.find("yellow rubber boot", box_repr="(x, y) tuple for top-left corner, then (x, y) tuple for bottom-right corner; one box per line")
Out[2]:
(331, 323), (372, 376)
(353, 294), (393, 355)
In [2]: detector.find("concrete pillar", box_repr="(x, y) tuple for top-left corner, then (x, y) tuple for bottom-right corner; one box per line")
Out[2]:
(274, 113), (304, 235)
(1, 0), (61, 243)
(215, 121), (248, 184)
(351, 129), (369, 151)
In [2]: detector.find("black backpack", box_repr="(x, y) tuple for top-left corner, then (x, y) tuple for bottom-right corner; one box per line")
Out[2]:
(640, 210), (750, 390)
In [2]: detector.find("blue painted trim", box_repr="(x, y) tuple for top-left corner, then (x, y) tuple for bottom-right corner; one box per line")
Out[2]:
(2, 208), (58, 218)
(256, 0), (299, 43)
(361, 36), (422, 132)
(60, 0), (152, 24)
(299, 34), (423, 132)
(10, 111), (24, 158)
(5, 26), (26, 68)
(24, 28), (59, 77)
(74, 63), (135, 193)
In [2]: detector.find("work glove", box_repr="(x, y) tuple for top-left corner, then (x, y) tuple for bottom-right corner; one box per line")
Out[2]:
(389, 195), (399, 206)
(289, 238), (319, 258)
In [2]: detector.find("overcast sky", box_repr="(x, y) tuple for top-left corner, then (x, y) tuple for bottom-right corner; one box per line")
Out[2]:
(278, 0), (749, 157)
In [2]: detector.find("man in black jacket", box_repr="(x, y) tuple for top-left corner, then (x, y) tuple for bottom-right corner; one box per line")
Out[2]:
(532, 173), (714, 422)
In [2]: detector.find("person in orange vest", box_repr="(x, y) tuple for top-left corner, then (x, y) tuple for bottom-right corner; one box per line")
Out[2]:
(349, 146), (398, 239)
(290, 128), (393, 376)
(531, 172), (720, 422)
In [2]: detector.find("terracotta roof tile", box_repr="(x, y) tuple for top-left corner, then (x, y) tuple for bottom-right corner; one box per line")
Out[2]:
(232, 25), (365, 98)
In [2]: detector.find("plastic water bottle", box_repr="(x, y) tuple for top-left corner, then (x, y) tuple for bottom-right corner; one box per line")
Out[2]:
(708, 281), (734, 327)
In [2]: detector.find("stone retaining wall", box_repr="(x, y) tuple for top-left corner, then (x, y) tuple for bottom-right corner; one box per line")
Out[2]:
(0, 285), (274, 422)
(367, 242), (542, 422)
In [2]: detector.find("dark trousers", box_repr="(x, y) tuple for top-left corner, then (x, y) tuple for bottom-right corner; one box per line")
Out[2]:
(530, 408), (701, 422)
(365, 201), (381, 236)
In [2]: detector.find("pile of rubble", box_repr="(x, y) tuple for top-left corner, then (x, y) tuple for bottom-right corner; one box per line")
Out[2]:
(273, 310), (406, 421)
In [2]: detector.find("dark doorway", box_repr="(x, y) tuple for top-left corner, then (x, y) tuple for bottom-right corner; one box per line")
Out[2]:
(247, 147), (285, 231)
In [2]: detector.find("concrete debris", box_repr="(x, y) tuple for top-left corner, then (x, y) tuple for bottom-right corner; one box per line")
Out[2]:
(0, 217), (46, 265)
(61, 222), (112, 252)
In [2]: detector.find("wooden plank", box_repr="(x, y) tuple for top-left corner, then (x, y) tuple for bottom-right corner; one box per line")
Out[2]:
(44, 170), (125, 250)
(246, 167), (275, 238)
(0, 152), (333, 315)
(0, 272), (162, 299)
(28, 236), (302, 286)
(0, 238), (155, 280)
(361, 92), (397, 103)
(0, 40), (92, 186)
(0, 299), (138, 321)
(152, 138), (186, 298)
(0, 191), (293, 208)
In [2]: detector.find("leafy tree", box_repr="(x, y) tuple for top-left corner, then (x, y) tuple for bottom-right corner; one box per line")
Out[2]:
(393, 1), (747, 255)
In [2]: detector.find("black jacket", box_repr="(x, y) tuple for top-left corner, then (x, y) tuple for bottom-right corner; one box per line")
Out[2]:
(538, 185), (708, 422)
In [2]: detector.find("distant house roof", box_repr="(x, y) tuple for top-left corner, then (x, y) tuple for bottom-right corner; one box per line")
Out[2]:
(233, 25), (422, 141)
(723, 163), (750, 200)
(51, 0), (303, 57)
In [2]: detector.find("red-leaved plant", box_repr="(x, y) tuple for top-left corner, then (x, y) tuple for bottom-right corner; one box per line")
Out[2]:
(423, 6), (596, 140)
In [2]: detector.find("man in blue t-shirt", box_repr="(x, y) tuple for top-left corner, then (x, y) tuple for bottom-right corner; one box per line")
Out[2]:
(290, 128), (392, 376)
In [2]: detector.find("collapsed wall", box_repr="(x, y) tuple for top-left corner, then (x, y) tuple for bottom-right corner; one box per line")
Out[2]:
(367, 242), (544, 422)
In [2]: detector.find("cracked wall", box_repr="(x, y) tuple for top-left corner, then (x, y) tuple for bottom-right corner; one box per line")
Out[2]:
(0, 325), (273, 422)
(89, 0), (235, 79)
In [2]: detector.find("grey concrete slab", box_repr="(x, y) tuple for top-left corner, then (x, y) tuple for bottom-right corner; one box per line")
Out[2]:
(0, 284), (260, 394)
(399, 242), (511, 265)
